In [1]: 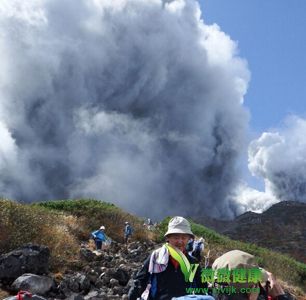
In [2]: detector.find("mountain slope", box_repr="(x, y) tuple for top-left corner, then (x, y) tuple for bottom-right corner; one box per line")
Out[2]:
(0, 198), (305, 298)
(193, 201), (306, 264)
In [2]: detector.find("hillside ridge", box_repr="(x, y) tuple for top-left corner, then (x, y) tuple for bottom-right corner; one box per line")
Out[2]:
(193, 201), (306, 264)
(0, 198), (305, 299)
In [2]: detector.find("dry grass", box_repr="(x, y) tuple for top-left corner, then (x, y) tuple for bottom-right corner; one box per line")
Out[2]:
(34, 199), (151, 243)
(0, 289), (10, 299)
(2, 198), (304, 298)
(0, 199), (80, 271)
(0, 198), (153, 272)
(278, 279), (306, 300)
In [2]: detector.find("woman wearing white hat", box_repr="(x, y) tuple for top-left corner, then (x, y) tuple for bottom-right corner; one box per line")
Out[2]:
(128, 216), (213, 300)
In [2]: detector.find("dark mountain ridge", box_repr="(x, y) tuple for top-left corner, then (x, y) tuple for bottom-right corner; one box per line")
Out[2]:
(194, 201), (306, 263)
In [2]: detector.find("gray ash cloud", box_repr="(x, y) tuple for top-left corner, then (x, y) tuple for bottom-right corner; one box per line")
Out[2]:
(0, 0), (249, 218)
(248, 116), (306, 204)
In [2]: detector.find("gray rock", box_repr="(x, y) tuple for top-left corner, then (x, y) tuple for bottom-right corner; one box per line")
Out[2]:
(59, 273), (91, 294)
(80, 248), (96, 262)
(112, 268), (130, 286)
(0, 244), (50, 281)
(11, 273), (54, 295)
(109, 278), (119, 287)
(72, 294), (85, 300)
(64, 293), (85, 300)
(84, 290), (99, 299)
(86, 269), (99, 284)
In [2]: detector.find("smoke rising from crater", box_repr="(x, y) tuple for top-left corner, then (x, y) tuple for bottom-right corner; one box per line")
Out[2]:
(248, 116), (306, 204)
(0, 0), (250, 218)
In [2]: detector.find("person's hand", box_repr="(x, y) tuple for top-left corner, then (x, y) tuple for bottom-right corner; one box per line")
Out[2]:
(248, 284), (260, 300)
(265, 271), (285, 298)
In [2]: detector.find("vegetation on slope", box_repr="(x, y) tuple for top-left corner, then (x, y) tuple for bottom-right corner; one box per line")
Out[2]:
(0, 198), (305, 296)
(0, 198), (148, 270)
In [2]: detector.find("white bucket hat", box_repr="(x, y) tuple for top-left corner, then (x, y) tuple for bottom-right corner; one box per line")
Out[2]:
(164, 216), (194, 238)
(212, 250), (269, 283)
(100, 226), (105, 230)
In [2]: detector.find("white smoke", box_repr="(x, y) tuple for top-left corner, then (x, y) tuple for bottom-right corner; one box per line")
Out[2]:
(231, 181), (278, 215)
(0, 0), (250, 218)
(248, 116), (306, 204)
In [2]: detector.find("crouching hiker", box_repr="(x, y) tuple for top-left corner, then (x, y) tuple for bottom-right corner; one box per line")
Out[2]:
(91, 225), (106, 251)
(128, 216), (214, 300)
(211, 250), (292, 300)
(192, 237), (205, 262)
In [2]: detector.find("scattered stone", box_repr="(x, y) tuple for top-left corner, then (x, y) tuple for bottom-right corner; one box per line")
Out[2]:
(0, 240), (156, 299)
(11, 273), (54, 295)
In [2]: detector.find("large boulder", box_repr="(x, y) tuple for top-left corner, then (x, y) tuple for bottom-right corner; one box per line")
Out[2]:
(11, 273), (54, 295)
(58, 273), (91, 296)
(108, 267), (130, 286)
(0, 244), (50, 281)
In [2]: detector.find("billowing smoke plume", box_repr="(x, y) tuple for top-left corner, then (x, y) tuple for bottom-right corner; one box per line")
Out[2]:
(0, 0), (249, 218)
(231, 182), (278, 215)
(248, 116), (306, 204)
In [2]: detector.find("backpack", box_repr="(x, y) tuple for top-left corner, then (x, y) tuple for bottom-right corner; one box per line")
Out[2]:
(194, 241), (202, 253)
(186, 239), (194, 252)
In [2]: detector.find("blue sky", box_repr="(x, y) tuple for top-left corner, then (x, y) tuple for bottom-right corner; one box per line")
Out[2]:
(200, 0), (306, 133)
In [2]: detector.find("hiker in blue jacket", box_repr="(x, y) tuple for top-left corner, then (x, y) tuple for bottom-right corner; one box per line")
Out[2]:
(91, 225), (106, 250)
(124, 221), (133, 244)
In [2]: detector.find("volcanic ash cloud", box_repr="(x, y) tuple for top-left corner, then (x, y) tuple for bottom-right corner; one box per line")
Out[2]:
(248, 116), (306, 204)
(0, 0), (250, 218)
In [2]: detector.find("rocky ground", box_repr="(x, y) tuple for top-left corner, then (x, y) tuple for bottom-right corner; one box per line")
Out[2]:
(0, 241), (157, 300)
(0, 231), (304, 299)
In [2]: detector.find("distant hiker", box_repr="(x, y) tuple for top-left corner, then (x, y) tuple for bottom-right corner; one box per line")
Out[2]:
(147, 218), (153, 230)
(191, 237), (205, 262)
(91, 225), (106, 250)
(128, 216), (213, 300)
(124, 221), (133, 244)
(212, 250), (290, 300)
